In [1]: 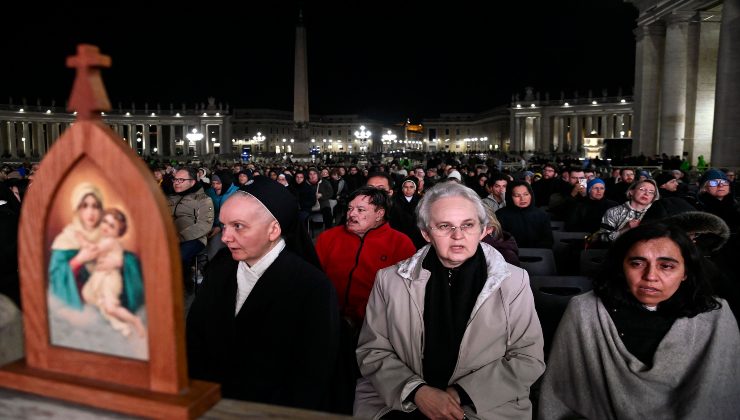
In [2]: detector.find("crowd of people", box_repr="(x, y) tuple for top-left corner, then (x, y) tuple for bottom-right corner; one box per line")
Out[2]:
(1, 151), (739, 419)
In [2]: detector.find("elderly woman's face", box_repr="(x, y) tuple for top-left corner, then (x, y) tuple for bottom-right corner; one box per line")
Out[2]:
(78, 194), (102, 230)
(623, 237), (686, 307)
(422, 196), (485, 268)
(630, 181), (656, 206)
(706, 179), (730, 199)
(219, 195), (280, 266)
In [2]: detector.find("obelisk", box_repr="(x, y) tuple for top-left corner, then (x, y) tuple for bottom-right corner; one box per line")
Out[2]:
(293, 9), (310, 150)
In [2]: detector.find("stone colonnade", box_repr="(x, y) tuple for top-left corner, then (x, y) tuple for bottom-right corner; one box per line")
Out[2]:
(0, 113), (229, 160)
(631, 0), (739, 166)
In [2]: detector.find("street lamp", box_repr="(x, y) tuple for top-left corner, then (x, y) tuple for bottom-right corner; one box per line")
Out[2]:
(252, 131), (265, 152)
(186, 128), (204, 141)
(186, 128), (204, 157)
(381, 130), (396, 153)
(354, 125), (371, 153)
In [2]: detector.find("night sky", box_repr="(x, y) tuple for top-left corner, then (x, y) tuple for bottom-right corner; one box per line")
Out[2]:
(0, 1), (638, 123)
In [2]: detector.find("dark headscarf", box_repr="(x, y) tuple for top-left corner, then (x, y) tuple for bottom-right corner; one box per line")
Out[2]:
(240, 177), (321, 270)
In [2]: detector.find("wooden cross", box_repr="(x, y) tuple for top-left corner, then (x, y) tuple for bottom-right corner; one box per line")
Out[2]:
(66, 44), (112, 120)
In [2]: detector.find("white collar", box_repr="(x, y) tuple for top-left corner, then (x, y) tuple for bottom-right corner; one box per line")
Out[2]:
(240, 238), (286, 278)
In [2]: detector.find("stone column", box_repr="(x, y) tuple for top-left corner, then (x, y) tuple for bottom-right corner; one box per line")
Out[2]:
(512, 117), (521, 152)
(633, 23), (666, 156)
(684, 12), (720, 165)
(7, 122), (17, 158)
(21, 122), (30, 157)
(659, 12), (693, 157)
(553, 116), (561, 153)
(600, 115), (608, 137)
(540, 114), (551, 152)
(169, 124), (176, 157)
(143, 124), (151, 155)
(712, 0), (740, 167)
(127, 124), (135, 149)
(585, 115), (593, 135)
(156, 124), (163, 155)
(0, 121), (7, 157)
(524, 117), (535, 152)
(38, 122), (48, 156)
(50, 122), (60, 147)
(573, 115), (582, 153)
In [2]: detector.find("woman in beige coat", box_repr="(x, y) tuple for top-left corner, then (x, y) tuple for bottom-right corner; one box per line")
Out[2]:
(355, 182), (545, 420)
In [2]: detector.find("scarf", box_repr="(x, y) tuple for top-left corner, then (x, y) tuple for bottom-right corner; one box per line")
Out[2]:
(421, 244), (487, 389)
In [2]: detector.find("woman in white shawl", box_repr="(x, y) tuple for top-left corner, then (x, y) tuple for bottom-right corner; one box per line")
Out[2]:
(539, 222), (740, 419)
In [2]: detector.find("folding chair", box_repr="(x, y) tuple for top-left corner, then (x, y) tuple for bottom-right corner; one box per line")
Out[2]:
(552, 231), (589, 275)
(518, 248), (557, 276)
(550, 220), (565, 231)
(579, 248), (609, 278)
(530, 275), (594, 353)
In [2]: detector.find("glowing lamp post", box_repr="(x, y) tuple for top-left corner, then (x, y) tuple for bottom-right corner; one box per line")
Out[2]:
(354, 125), (371, 153)
(186, 128), (204, 156)
(381, 130), (396, 153)
(252, 131), (265, 153)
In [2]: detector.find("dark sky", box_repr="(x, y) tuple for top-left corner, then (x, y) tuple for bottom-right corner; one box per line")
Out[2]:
(0, 1), (638, 123)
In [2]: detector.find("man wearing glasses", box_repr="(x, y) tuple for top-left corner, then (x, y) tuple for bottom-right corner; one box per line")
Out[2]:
(697, 168), (738, 235)
(167, 167), (214, 293)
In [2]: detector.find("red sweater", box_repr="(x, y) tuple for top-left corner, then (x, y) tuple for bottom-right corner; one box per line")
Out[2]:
(316, 222), (416, 324)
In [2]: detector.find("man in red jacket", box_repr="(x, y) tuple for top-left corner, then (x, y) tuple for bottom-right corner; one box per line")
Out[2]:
(316, 186), (416, 328)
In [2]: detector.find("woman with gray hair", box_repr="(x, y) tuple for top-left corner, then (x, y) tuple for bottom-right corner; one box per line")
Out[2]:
(355, 182), (545, 420)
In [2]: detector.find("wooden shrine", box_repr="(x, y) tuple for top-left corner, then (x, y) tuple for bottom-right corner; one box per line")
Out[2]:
(0, 44), (220, 419)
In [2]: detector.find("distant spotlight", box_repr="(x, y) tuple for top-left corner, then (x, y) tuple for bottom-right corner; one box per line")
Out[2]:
(620, 99), (626, 103)
(564, 102), (569, 106)
(592, 100), (597, 105)
(516, 104), (522, 108)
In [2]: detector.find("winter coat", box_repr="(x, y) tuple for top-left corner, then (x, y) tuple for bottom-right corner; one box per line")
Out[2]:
(355, 243), (545, 420)
(315, 222), (416, 325)
(167, 186), (214, 245)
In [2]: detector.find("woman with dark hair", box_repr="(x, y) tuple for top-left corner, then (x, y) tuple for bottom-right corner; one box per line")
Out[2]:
(496, 180), (553, 248)
(539, 223), (740, 419)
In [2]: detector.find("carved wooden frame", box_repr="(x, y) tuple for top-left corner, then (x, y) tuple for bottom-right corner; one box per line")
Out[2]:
(0, 45), (219, 419)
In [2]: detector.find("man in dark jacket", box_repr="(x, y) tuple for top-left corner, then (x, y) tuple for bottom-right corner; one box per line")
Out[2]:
(187, 178), (339, 411)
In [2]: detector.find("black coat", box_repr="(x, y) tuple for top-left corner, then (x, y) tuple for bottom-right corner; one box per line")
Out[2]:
(497, 205), (553, 249)
(186, 248), (340, 410)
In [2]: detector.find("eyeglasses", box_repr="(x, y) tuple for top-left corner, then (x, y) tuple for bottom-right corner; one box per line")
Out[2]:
(428, 222), (478, 237)
(707, 179), (730, 187)
(637, 187), (656, 196)
(173, 178), (194, 183)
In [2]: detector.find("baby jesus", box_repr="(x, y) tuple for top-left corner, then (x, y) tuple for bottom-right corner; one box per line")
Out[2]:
(79, 208), (145, 337)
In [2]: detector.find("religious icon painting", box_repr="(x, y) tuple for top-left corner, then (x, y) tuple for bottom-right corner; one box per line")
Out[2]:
(46, 168), (148, 360)
(0, 44), (220, 419)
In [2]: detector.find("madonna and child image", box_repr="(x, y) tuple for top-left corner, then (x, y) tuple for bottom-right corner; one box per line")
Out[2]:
(47, 182), (148, 360)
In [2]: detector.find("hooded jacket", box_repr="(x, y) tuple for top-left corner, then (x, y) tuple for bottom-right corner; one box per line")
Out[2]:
(354, 243), (545, 419)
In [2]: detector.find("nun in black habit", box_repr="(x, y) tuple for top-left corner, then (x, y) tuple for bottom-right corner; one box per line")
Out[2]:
(186, 177), (339, 411)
